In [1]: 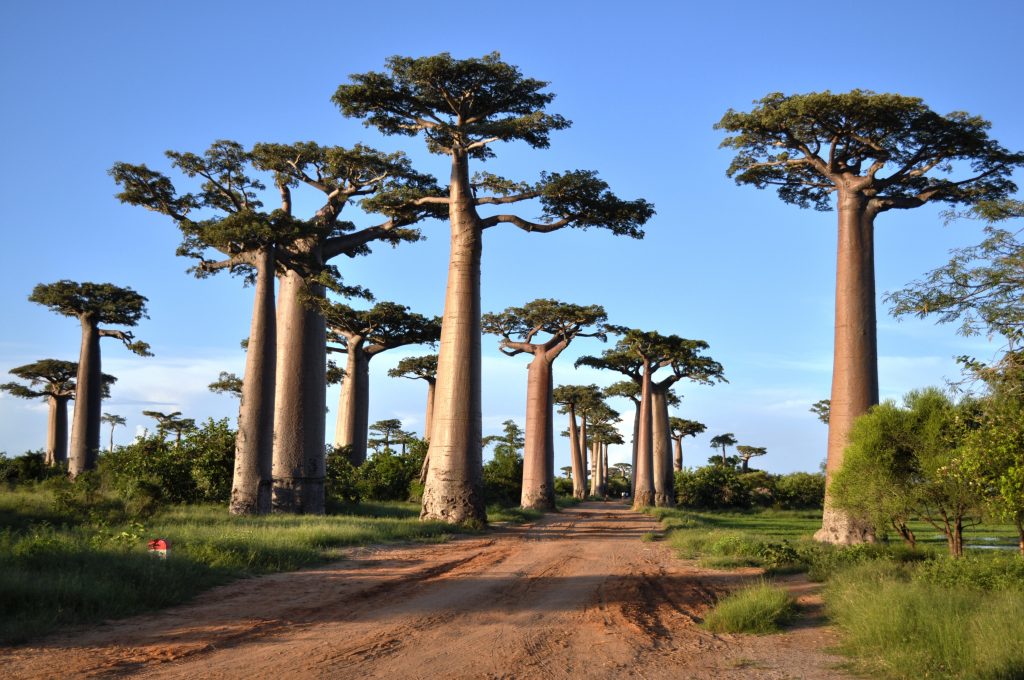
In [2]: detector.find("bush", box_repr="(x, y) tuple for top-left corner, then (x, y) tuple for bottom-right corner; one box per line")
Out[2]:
(703, 581), (797, 634)
(182, 419), (235, 503)
(553, 477), (573, 497)
(740, 470), (775, 507)
(359, 449), (418, 501)
(773, 472), (825, 509)
(606, 475), (630, 498)
(483, 448), (523, 507)
(325, 447), (360, 504)
(675, 465), (750, 509)
(0, 451), (63, 486)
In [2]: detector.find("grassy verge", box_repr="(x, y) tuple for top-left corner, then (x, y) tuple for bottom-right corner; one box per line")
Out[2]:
(703, 581), (796, 634)
(647, 506), (1024, 679)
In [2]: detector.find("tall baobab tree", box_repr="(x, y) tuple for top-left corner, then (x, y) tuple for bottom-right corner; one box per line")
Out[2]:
(1, 361), (113, 466)
(587, 408), (621, 498)
(114, 140), (438, 515)
(335, 52), (654, 524)
(29, 282), (150, 477)
(143, 411), (196, 448)
(603, 379), (676, 495)
(482, 299), (607, 510)
(710, 433), (738, 466)
(322, 301), (440, 465)
(368, 418), (407, 454)
(736, 445), (768, 473)
(669, 417), (706, 470)
(388, 354), (438, 439)
(580, 331), (723, 507)
(553, 384), (605, 499)
(718, 90), (1024, 543)
(101, 413), (126, 452)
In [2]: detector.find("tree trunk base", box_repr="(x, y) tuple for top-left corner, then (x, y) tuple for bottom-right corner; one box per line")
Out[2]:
(272, 477), (325, 515)
(521, 487), (556, 511)
(814, 506), (875, 544)
(632, 490), (655, 509)
(229, 480), (272, 516)
(421, 482), (486, 525)
(572, 489), (586, 500)
(654, 493), (675, 508)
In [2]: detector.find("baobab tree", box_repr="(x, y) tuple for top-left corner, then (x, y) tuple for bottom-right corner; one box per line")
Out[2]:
(669, 417), (706, 470)
(388, 354), (438, 439)
(335, 52), (654, 524)
(710, 433), (738, 465)
(736, 445), (768, 473)
(718, 90), (1024, 543)
(580, 331), (723, 507)
(209, 372), (243, 398)
(1, 361), (113, 466)
(368, 419), (408, 454)
(553, 384), (605, 499)
(29, 281), (150, 477)
(143, 411), (196, 448)
(322, 301), (440, 466)
(481, 299), (607, 510)
(101, 413), (126, 452)
(587, 411), (622, 498)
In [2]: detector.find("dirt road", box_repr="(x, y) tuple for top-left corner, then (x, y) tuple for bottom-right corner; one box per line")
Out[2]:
(1, 503), (853, 679)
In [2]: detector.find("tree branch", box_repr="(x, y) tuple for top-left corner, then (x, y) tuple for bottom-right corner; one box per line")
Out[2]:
(479, 214), (572, 232)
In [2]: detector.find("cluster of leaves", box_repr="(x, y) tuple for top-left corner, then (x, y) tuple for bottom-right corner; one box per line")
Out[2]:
(0, 451), (65, 485)
(325, 439), (428, 505)
(674, 466), (824, 511)
(482, 420), (525, 507)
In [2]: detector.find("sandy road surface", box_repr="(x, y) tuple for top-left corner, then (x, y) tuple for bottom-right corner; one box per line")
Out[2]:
(1, 503), (853, 679)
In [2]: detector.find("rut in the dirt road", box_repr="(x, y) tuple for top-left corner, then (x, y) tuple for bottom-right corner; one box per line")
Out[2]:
(0, 503), (854, 680)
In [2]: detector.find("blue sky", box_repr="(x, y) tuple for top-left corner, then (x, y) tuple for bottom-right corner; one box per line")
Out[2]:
(1, 0), (1021, 473)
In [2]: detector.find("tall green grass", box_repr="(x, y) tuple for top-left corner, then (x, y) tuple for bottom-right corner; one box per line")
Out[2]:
(703, 581), (796, 634)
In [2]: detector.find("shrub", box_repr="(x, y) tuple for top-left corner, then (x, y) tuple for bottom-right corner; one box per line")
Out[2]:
(182, 418), (235, 503)
(325, 447), (361, 504)
(675, 465), (751, 509)
(553, 476), (573, 497)
(0, 451), (62, 486)
(483, 447), (523, 507)
(703, 582), (797, 634)
(773, 472), (825, 509)
(359, 450), (418, 501)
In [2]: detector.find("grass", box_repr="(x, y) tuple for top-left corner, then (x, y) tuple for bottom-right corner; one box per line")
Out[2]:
(647, 505), (1024, 679)
(702, 581), (796, 634)
(0, 488), (521, 645)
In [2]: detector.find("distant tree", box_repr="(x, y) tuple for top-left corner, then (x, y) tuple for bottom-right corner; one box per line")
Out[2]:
(388, 354), (438, 439)
(718, 90), (1024, 544)
(368, 418), (406, 454)
(336, 52), (653, 524)
(736, 445), (768, 473)
(208, 372), (243, 398)
(588, 415), (623, 497)
(669, 417), (706, 470)
(321, 301), (440, 466)
(559, 466), (573, 479)
(101, 412), (126, 452)
(143, 410), (196, 448)
(710, 433), (738, 466)
(29, 281), (150, 477)
(810, 399), (831, 425)
(1, 360), (112, 466)
(613, 462), (632, 483)
(482, 299), (607, 510)
(553, 384), (605, 499)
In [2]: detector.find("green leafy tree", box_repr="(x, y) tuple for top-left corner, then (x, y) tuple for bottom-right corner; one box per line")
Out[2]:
(142, 411), (196, 448)
(101, 412), (126, 452)
(810, 399), (830, 424)
(718, 90), (1024, 545)
(29, 281), (150, 477)
(388, 354), (438, 440)
(553, 384), (605, 499)
(831, 389), (983, 555)
(669, 417), (706, 470)
(208, 372), (243, 398)
(1, 360), (81, 466)
(482, 420), (526, 507)
(367, 418), (406, 454)
(736, 445), (768, 473)
(322, 301), (440, 466)
(710, 433), (738, 466)
(482, 299), (607, 509)
(335, 52), (654, 524)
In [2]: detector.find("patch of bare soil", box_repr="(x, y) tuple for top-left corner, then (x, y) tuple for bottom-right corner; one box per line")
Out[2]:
(0, 503), (854, 679)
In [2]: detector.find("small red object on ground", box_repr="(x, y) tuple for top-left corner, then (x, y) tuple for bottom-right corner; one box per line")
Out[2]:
(147, 538), (170, 559)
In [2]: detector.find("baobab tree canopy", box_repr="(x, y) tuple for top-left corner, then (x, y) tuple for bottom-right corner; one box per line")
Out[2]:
(324, 301), (442, 351)
(717, 90), (1024, 212)
(388, 354), (438, 382)
(2, 360), (79, 399)
(29, 281), (150, 354)
(481, 299), (607, 353)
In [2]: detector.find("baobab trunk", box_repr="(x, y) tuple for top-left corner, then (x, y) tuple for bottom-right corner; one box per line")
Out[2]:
(46, 396), (69, 466)
(651, 388), (675, 507)
(567, 408), (585, 499)
(601, 444), (609, 497)
(589, 439), (599, 496)
(424, 379), (436, 440)
(230, 251), (276, 515)
(815, 191), (878, 544)
(272, 270), (327, 514)
(578, 417), (589, 497)
(521, 354), (555, 510)
(334, 344), (370, 465)
(421, 152), (485, 524)
(630, 400), (639, 496)
(633, 369), (655, 508)
(69, 317), (102, 477)
(673, 436), (683, 471)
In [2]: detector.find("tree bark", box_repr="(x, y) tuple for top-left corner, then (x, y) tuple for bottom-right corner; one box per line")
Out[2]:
(673, 436), (683, 471)
(69, 316), (102, 477)
(567, 408), (585, 499)
(630, 400), (639, 496)
(46, 396), (69, 466)
(521, 352), (555, 510)
(230, 250), (276, 515)
(424, 378), (436, 440)
(578, 416), (589, 498)
(633, 366), (655, 508)
(816, 190), (878, 544)
(421, 152), (486, 524)
(272, 269), (327, 514)
(602, 443), (609, 497)
(334, 340), (371, 465)
(651, 387), (675, 507)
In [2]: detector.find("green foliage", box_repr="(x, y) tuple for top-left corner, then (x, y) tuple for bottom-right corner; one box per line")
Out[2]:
(482, 298), (607, 353)
(0, 451), (61, 485)
(358, 449), (420, 501)
(483, 421), (525, 506)
(325, 447), (361, 505)
(553, 476), (573, 497)
(773, 472), (826, 510)
(810, 399), (831, 424)
(323, 301), (441, 354)
(29, 281), (149, 328)
(675, 465), (751, 510)
(208, 371), (242, 397)
(703, 582), (797, 634)
(606, 474), (630, 498)
(387, 354), (437, 381)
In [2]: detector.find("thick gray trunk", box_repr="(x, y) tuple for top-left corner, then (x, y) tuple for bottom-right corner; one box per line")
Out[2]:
(816, 192), (878, 544)
(335, 343), (370, 465)
(521, 353), (555, 510)
(424, 379), (436, 440)
(568, 408), (585, 499)
(652, 387), (675, 507)
(673, 436), (683, 471)
(578, 417), (589, 498)
(231, 252), (276, 515)
(272, 269), (327, 514)
(421, 152), (485, 524)
(69, 317), (101, 477)
(46, 396), (69, 466)
(633, 368), (655, 508)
